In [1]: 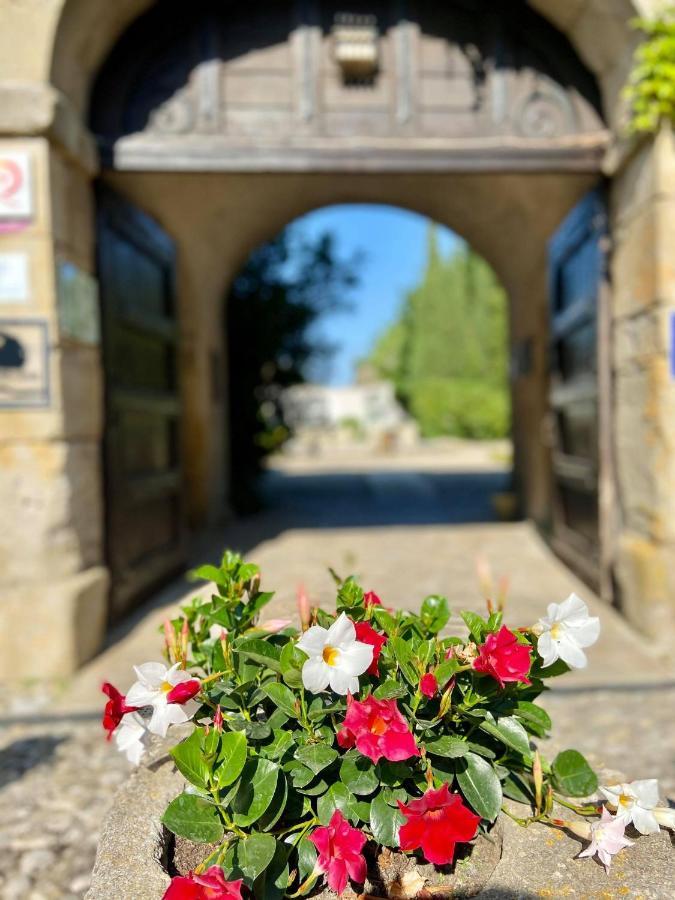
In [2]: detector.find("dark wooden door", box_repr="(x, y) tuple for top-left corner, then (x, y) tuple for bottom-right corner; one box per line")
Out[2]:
(97, 188), (185, 619)
(547, 188), (608, 589)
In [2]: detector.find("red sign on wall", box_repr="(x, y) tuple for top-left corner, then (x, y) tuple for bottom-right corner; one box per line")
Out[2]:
(0, 153), (32, 220)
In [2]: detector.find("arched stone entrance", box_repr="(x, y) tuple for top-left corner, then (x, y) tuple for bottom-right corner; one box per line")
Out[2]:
(1, 0), (674, 677)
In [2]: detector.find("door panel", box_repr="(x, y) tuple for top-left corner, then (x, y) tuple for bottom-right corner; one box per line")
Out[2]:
(547, 187), (607, 588)
(97, 188), (185, 619)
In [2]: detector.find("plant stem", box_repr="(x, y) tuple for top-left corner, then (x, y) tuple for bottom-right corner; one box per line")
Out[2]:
(553, 794), (601, 816)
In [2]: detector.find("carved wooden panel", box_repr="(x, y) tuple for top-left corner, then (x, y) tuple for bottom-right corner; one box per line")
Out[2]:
(91, 0), (606, 172)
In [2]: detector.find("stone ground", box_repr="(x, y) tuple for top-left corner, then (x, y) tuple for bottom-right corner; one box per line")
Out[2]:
(1, 442), (674, 899)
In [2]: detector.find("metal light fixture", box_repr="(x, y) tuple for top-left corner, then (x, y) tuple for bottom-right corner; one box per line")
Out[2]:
(332, 13), (379, 83)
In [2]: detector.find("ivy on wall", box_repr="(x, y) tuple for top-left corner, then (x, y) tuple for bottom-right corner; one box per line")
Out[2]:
(625, 11), (675, 134)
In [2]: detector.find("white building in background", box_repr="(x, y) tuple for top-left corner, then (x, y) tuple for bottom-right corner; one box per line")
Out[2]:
(280, 381), (419, 452)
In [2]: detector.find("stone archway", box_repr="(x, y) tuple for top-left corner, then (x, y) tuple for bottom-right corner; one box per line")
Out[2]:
(2, 0), (675, 680)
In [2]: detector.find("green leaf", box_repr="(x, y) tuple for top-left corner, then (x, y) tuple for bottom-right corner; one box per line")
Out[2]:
(189, 564), (225, 584)
(161, 792), (224, 843)
(237, 833), (278, 881)
(295, 744), (338, 776)
(235, 639), (282, 673)
(253, 840), (290, 900)
(552, 750), (598, 797)
(297, 836), (317, 880)
(372, 608), (398, 635)
(258, 773), (288, 832)
(434, 658), (460, 685)
(370, 792), (405, 846)
(280, 642), (306, 673)
(340, 752), (380, 796)
(215, 730), (248, 788)
(373, 680), (407, 700)
(456, 753), (502, 821)
(170, 729), (209, 790)
(479, 715), (531, 757)
(262, 682), (298, 718)
(263, 730), (295, 760)
(389, 636), (412, 664)
(460, 611), (487, 643)
(233, 759), (280, 826)
(337, 578), (364, 608)
(288, 762), (316, 789)
(317, 783), (359, 825)
(424, 736), (470, 759)
(420, 595), (450, 634)
(514, 701), (552, 737)
(502, 772), (534, 804)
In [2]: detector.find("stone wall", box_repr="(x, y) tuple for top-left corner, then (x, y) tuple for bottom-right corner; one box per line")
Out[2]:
(0, 137), (107, 676)
(1, 0), (674, 674)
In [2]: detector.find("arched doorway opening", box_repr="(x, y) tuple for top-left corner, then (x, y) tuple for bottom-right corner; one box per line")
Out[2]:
(86, 0), (610, 620)
(224, 204), (514, 525)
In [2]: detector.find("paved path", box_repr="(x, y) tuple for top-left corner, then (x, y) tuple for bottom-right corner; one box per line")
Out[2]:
(2, 448), (673, 899)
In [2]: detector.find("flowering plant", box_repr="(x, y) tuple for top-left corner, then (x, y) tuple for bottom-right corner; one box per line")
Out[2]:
(103, 551), (673, 897)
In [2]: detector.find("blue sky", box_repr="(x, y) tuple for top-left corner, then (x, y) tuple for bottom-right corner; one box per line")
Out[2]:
(292, 204), (462, 385)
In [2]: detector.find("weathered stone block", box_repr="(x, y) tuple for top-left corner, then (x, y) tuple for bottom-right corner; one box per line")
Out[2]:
(616, 531), (675, 649)
(570, 3), (634, 76)
(0, 440), (104, 580)
(0, 565), (108, 678)
(612, 197), (675, 317)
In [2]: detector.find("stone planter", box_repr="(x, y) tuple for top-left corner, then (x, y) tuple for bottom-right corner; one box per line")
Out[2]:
(87, 751), (502, 899)
(88, 750), (675, 900)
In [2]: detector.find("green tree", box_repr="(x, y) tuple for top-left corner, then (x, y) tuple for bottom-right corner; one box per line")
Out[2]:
(367, 228), (510, 439)
(226, 226), (359, 510)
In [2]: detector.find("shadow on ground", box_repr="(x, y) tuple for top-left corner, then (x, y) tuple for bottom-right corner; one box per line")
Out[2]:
(0, 735), (66, 789)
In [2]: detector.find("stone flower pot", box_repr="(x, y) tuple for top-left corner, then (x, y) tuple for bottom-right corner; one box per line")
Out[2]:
(87, 747), (502, 900)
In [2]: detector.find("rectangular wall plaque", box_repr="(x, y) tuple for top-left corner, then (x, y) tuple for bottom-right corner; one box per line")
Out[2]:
(0, 318), (50, 408)
(0, 153), (33, 220)
(57, 260), (100, 344)
(0, 252), (30, 303)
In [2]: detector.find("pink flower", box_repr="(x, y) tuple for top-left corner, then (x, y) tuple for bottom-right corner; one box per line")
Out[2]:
(576, 808), (634, 872)
(162, 866), (243, 899)
(420, 672), (438, 698)
(337, 695), (419, 764)
(101, 682), (139, 740)
(364, 591), (382, 607)
(353, 621), (387, 676)
(398, 784), (480, 866)
(257, 618), (292, 633)
(473, 626), (531, 689)
(310, 810), (367, 894)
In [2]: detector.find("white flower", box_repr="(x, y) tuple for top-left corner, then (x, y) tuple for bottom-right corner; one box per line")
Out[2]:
(125, 662), (201, 737)
(114, 712), (148, 765)
(296, 612), (373, 695)
(653, 806), (675, 830)
(600, 779), (662, 834)
(536, 593), (600, 669)
(577, 808), (633, 871)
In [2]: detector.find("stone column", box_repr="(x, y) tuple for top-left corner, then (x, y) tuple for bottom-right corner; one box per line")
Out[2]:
(0, 136), (108, 678)
(611, 126), (675, 647)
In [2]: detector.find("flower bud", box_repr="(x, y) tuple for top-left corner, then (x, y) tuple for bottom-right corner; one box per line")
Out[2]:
(297, 584), (312, 631)
(533, 750), (543, 813)
(213, 705), (224, 733)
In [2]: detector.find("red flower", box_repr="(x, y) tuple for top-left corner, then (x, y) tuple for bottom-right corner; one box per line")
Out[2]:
(353, 621), (387, 676)
(165, 679), (201, 704)
(101, 682), (139, 740)
(163, 867), (242, 899)
(398, 784), (480, 866)
(337, 695), (419, 764)
(363, 591), (381, 607)
(310, 810), (367, 894)
(473, 626), (531, 688)
(419, 672), (438, 698)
